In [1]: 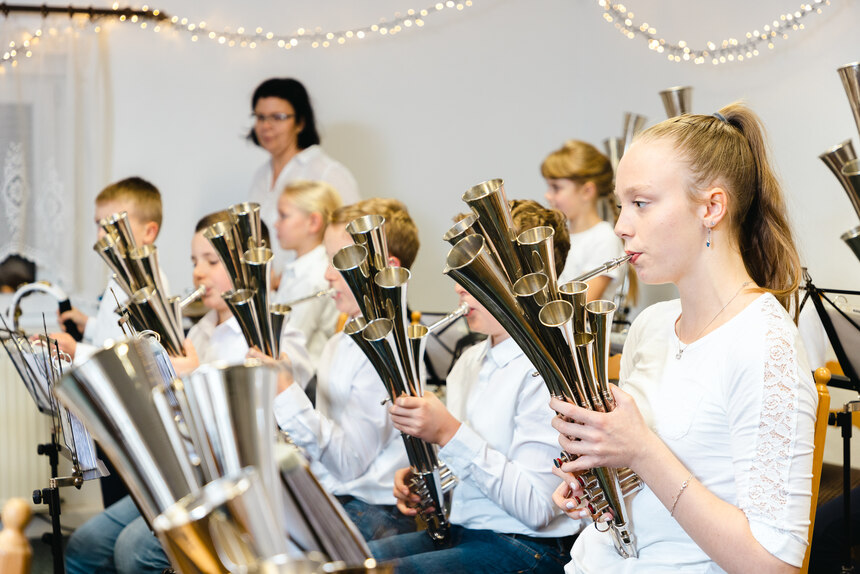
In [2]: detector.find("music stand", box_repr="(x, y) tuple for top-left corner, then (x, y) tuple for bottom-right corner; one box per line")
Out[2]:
(800, 270), (860, 573)
(0, 320), (107, 574)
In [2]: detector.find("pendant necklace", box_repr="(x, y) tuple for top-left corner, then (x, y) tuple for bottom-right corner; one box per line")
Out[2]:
(675, 281), (752, 360)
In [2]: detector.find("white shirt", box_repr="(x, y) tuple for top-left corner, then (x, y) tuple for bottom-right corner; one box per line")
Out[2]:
(272, 331), (407, 505)
(557, 221), (624, 300)
(273, 245), (339, 366)
(248, 145), (360, 275)
(441, 337), (581, 537)
(187, 309), (314, 390)
(568, 294), (817, 573)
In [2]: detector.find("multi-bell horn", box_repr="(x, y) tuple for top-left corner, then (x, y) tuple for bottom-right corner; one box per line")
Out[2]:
(838, 61), (860, 139)
(659, 86), (693, 118)
(462, 179), (523, 283)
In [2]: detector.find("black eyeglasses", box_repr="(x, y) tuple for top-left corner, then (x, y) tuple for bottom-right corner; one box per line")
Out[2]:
(252, 113), (295, 124)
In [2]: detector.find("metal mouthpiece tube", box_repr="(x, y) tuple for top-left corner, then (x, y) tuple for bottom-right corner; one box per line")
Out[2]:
(281, 288), (336, 308)
(572, 254), (633, 283)
(179, 285), (207, 309)
(426, 302), (470, 334)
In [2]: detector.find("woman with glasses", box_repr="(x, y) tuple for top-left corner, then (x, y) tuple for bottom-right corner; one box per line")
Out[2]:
(247, 77), (360, 281)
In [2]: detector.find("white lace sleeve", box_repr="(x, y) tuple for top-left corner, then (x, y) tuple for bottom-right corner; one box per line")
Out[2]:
(731, 297), (816, 567)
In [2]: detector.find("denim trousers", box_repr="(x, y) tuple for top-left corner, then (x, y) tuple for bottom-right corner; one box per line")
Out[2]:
(368, 525), (571, 574)
(64, 495), (169, 574)
(336, 495), (418, 542)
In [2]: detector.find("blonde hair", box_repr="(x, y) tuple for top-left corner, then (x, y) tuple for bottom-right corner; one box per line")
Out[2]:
(96, 177), (162, 229)
(541, 140), (614, 199)
(636, 103), (801, 314)
(331, 198), (420, 269)
(281, 180), (343, 238)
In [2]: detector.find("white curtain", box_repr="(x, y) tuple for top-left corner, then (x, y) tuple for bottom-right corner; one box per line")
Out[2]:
(0, 16), (112, 300)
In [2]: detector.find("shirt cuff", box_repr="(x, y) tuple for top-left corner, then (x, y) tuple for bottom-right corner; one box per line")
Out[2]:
(273, 383), (313, 429)
(438, 423), (485, 480)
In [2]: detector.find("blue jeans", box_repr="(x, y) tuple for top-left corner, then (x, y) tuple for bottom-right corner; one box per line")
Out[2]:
(64, 495), (169, 574)
(336, 495), (418, 541)
(368, 526), (571, 574)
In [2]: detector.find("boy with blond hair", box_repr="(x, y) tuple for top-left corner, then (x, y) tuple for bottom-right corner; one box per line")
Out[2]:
(52, 177), (163, 362)
(272, 197), (419, 542)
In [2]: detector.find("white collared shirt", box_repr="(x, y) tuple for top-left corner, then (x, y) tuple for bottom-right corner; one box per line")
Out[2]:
(187, 309), (313, 390)
(272, 331), (407, 505)
(441, 337), (581, 537)
(567, 294), (816, 573)
(248, 145), (360, 275)
(273, 245), (338, 366)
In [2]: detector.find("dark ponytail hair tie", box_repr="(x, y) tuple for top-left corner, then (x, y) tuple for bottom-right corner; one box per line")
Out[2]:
(713, 112), (729, 124)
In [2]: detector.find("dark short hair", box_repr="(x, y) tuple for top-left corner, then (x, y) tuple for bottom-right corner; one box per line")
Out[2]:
(246, 78), (320, 149)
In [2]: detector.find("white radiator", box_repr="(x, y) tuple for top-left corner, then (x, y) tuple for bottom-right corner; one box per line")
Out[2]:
(0, 351), (52, 508)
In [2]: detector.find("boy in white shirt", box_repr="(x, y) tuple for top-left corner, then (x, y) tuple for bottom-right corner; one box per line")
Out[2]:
(270, 198), (418, 542)
(369, 200), (580, 573)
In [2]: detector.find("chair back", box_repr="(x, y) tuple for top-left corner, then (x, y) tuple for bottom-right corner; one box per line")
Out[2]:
(801, 367), (832, 573)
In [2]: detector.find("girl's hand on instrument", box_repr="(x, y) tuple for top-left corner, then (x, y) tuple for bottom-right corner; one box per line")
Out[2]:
(389, 392), (461, 446)
(550, 384), (653, 474)
(393, 467), (421, 516)
(551, 467), (614, 524)
(45, 331), (77, 358)
(246, 347), (294, 393)
(169, 339), (200, 376)
(58, 307), (88, 333)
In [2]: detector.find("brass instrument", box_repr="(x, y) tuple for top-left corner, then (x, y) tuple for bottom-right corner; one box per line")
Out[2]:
(203, 203), (282, 357)
(55, 338), (376, 573)
(443, 178), (641, 558)
(332, 216), (458, 545)
(822, 62), (860, 262)
(659, 86), (693, 118)
(93, 211), (191, 355)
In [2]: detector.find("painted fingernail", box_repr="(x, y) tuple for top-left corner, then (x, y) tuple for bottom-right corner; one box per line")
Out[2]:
(578, 509), (590, 518)
(600, 515), (612, 523)
(565, 501), (575, 509)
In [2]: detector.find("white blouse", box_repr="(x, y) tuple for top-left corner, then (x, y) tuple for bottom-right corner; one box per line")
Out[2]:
(567, 293), (817, 573)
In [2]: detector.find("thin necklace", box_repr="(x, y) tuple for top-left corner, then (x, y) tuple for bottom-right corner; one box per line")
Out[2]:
(675, 281), (752, 360)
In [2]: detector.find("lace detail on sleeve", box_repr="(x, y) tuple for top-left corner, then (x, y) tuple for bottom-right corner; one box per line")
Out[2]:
(743, 297), (800, 521)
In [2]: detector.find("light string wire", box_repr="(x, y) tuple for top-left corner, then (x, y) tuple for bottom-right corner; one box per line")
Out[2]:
(1, 0), (474, 68)
(598, 0), (831, 65)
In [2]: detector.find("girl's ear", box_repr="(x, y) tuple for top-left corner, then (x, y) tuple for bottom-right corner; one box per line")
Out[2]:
(307, 211), (324, 235)
(387, 255), (402, 268)
(702, 186), (728, 227)
(580, 180), (598, 201)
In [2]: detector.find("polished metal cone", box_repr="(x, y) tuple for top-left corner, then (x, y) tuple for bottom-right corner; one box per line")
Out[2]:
(659, 86), (693, 118)
(838, 62), (860, 139)
(53, 338), (202, 523)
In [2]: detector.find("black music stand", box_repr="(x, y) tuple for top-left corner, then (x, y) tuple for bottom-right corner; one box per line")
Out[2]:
(801, 270), (860, 573)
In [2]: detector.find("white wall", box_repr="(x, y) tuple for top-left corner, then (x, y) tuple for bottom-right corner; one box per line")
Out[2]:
(69, 0), (860, 311)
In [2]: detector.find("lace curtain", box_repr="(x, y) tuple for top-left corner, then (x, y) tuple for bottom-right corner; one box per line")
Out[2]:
(0, 17), (112, 300)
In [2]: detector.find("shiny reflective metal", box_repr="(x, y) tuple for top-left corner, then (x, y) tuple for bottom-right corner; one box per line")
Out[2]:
(374, 267), (420, 395)
(229, 202), (265, 251)
(842, 225), (860, 263)
(820, 140), (860, 219)
(346, 214), (389, 274)
(332, 244), (379, 321)
(99, 210), (137, 255)
(270, 304), (292, 343)
(517, 226), (559, 297)
(281, 288), (335, 308)
(840, 158), (860, 222)
(93, 233), (138, 295)
(838, 61), (860, 139)
(586, 300), (617, 409)
(53, 338), (202, 523)
(659, 86), (693, 118)
(442, 213), (479, 246)
(603, 137), (623, 173)
(621, 112), (647, 154)
(204, 220), (249, 291)
(572, 254), (633, 282)
(244, 246), (278, 357)
(558, 281), (589, 335)
(154, 467), (288, 573)
(128, 286), (185, 356)
(462, 179), (523, 283)
(223, 289), (266, 352)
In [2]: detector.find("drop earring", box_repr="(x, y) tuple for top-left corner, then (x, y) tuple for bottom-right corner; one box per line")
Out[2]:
(706, 221), (713, 247)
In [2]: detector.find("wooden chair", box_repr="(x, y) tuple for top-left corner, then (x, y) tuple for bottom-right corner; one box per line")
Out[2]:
(801, 367), (833, 573)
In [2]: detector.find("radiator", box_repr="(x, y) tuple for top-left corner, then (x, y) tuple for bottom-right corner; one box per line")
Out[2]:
(0, 351), (52, 508)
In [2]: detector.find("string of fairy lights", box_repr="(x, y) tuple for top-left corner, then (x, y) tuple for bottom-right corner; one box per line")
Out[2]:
(0, 0), (836, 69)
(598, 0), (832, 65)
(0, 1), (473, 67)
